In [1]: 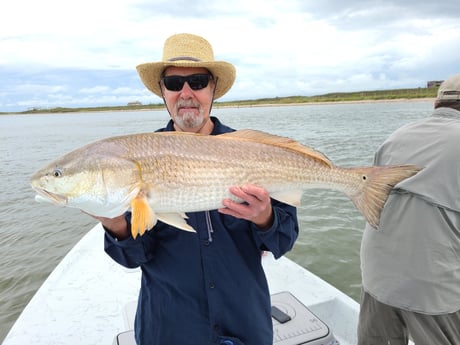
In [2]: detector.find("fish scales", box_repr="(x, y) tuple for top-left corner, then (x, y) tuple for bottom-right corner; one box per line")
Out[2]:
(121, 134), (333, 211)
(30, 129), (422, 237)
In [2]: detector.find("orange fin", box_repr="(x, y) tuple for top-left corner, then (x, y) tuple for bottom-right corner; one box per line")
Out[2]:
(130, 192), (156, 238)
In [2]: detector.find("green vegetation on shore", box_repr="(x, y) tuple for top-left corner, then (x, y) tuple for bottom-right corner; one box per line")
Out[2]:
(219, 87), (437, 107)
(4, 87), (437, 115)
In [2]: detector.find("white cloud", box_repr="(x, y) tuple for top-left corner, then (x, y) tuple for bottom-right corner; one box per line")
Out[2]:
(1, 0), (460, 111)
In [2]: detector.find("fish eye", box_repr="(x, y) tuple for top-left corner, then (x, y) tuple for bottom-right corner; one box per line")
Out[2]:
(53, 168), (63, 177)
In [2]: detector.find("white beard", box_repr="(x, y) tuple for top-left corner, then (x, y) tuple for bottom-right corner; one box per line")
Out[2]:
(172, 100), (205, 130)
(174, 110), (204, 129)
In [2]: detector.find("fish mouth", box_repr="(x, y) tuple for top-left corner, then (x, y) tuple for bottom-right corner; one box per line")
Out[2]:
(33, 188), (68, 205)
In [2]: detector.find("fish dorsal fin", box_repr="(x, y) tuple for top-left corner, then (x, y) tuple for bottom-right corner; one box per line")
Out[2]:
(220, 129), (332, 167)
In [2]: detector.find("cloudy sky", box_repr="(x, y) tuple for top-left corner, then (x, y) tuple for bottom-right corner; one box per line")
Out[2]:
(1, 0), (460, 112)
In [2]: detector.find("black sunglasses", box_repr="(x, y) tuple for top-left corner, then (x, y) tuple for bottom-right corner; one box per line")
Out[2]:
(161, 74), (213, 91)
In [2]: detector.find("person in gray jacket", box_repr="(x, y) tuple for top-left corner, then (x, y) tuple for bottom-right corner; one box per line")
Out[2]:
(358, 74), (460, 345)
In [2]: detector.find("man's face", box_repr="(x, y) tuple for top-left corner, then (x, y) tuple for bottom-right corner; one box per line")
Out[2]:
(161, 66), (216, 133)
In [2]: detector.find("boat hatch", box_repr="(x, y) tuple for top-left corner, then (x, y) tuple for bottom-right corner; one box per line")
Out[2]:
(271, 291), (339, 345)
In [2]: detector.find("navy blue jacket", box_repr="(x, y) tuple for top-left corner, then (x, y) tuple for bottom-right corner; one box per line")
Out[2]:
(105, 117), (299, 345)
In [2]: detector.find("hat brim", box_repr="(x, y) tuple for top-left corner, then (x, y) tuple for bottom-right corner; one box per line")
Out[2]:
(136, 60), (236, 100)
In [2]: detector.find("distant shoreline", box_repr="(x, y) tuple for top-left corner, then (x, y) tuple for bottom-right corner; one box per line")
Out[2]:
(1, 85), (438, 115)
(214, 97), (435, 108)
(1, 97), (436, 116)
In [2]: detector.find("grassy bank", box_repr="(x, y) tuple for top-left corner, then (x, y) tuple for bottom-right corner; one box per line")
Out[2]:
(4, 87), (437, 115)
(218, 87), (436, 107)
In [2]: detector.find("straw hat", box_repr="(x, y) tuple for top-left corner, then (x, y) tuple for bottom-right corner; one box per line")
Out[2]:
(136, 33), (236, 99)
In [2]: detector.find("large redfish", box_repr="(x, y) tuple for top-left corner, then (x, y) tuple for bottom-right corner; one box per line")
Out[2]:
(30, 130), (421, 238)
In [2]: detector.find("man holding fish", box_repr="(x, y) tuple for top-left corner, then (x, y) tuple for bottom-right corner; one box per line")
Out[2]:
(30, 34), (421, 344)
(95, 33), (299, 345)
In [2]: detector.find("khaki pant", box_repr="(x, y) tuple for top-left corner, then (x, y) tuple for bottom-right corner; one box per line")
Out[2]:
(358, 290), (460, 345)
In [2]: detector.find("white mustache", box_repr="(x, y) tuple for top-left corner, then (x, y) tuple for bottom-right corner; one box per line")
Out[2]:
(176, 100), (200, 108)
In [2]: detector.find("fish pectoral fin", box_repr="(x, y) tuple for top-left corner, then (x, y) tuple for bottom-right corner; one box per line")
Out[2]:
(271, 190), (303, 207)
(157, 213), (196, 233)
(131, 192), (156, 239)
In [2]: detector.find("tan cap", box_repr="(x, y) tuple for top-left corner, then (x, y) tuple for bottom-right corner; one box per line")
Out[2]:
(437, 74), (460, 101)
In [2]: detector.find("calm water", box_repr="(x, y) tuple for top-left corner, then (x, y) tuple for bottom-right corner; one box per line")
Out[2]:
(0, 101), (432, 341)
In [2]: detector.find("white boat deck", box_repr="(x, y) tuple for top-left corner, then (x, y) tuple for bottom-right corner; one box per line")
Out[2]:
(2, 224), (360, 345)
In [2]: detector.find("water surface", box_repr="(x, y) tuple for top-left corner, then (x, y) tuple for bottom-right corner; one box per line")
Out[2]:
(0, 101), (432, 341)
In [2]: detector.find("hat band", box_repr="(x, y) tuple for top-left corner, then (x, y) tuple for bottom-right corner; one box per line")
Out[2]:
(440, 91), (460, 100)
(167, 56), (202, 62)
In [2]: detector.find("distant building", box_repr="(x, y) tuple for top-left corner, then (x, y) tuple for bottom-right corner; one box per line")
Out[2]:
(427, 80), (443, 88)
(127, 101), (142, 106)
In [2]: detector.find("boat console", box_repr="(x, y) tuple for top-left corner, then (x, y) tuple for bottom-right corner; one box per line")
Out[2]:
(113, 291), (340, 345)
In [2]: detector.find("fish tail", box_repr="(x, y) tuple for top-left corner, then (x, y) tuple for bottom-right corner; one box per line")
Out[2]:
(348, 165), (422, 228)
(130, 192), (156, 238)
